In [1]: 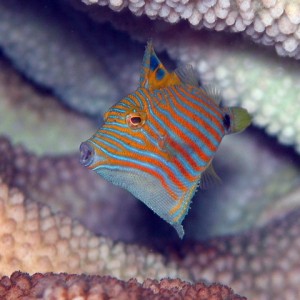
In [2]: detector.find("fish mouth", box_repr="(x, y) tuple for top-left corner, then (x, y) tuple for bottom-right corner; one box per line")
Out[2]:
(79, 142), (94, 167)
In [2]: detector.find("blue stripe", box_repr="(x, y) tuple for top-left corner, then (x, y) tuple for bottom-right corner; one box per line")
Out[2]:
(93, 128), (196, 189)
(147, 89), (215, 158)
(92, 142), (182, 193)
(168, 87), (223, 145)
(142, 122), (206, 178)
(116, 102), (131, 109)
(105, 114), (125, 121)
(176, 86), (223, 124)
(139, 88), (207, 175)
(99, 127), (145, 145)
(102, 121), (127, 129)
(133, 90), (146, 108)
(109, 108), (127, 113)
(141, 125), (158, 146)
(123, 96), (137, 106)
(91, 137), (120, 152)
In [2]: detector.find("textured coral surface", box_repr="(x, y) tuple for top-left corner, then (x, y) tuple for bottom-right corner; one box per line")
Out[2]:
(76, 0), (300, 59)
(0, 272), (245, 299)
(1, 0), (300, 299)
(1, 141), (300, 298)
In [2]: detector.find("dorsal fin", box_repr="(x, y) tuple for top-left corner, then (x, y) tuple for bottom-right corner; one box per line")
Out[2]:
(139, 41), (182, 91)
(199, 162), (222, 190)
(174, 64), (199, 87)
(202, 84), (222, 105)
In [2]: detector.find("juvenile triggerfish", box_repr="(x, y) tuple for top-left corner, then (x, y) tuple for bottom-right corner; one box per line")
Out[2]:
(79, 41), (251, 238)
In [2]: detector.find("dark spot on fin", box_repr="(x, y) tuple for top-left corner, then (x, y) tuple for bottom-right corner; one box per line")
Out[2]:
(150, 54), (159, 71)
(139, 40), (184, 90)
(156, 68), (165, 80)
(223, 114), (231, 130)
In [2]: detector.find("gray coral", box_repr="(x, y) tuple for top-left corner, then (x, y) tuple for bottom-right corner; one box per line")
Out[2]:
(76, 0), (300, 59)
(0, 0), (142, 116)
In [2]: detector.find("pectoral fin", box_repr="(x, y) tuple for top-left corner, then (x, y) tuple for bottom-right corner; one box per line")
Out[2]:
(199, 162), (222, 190)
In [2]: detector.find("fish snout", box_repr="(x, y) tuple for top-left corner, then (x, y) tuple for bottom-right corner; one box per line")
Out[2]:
(79, 142), (94, 167)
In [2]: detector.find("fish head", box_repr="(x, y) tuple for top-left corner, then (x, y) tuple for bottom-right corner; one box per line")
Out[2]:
(80, 93), (150, 169)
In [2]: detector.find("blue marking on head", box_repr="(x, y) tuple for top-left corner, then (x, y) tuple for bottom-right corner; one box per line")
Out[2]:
(156, 68), (165, 81)
(150, 55), (159, 71)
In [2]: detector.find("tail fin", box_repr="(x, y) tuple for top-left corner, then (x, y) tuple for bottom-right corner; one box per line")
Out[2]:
(223, 107), (252, 134)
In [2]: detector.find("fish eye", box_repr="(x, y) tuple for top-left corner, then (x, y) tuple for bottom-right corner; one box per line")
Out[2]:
(126, 111), (146, 129)
(223, 113), (231, 130)
(130, 116), (142, 124)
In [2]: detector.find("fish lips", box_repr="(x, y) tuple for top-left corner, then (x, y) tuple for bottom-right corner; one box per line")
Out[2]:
(79, 141), (95, 167)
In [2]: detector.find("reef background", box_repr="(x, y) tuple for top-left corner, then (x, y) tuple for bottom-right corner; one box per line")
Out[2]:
(1, 0), (300, 298)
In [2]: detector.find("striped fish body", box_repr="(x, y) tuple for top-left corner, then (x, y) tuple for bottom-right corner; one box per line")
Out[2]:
(80, 42), (251, 238)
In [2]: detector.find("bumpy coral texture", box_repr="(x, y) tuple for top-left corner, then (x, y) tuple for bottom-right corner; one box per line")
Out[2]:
(0, 57), (95, 155)
(1, 154), (300, 298)
(0, 180), (189, 281)
(1, 1), (300, 241)
(1, 0), (300, 299)
(77, 0), (300, 59)
(0, 272), (245, 300)
(0, 0), (143, 116)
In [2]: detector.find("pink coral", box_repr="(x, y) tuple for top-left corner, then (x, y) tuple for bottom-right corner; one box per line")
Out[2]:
(0, 272), (245, 299)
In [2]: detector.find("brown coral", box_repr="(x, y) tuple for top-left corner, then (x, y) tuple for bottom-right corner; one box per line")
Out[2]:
(0, 272), (246, 299)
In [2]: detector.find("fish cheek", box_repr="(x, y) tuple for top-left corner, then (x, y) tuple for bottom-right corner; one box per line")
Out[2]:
(157, 132), (177, 161)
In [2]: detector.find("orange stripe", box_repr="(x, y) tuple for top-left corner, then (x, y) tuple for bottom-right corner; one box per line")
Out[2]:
(137, 88), (204, 179)
(144, 88), (212, 165)
(170, 87), (223, 148)
(176, 86), (224, 133)
(143, 89), (207, 177)
(91, 150), (187, 200)
(93, 129), (189, 195)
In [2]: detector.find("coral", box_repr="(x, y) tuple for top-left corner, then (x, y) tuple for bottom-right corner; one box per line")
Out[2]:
(2, 0), (300, 153)
(0, 0), (143, 116)
(0, 181), (188, 281)
(1, 173), (300, 298)
(171, 208), (300, 299)
(11, 146), (144, 241)
(0, 0), (300, 298)
(0, 136), (300, 298)
(75, 0), (300, 59)
(0, 272), (245, 300)
(0, 56), (95, 155)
